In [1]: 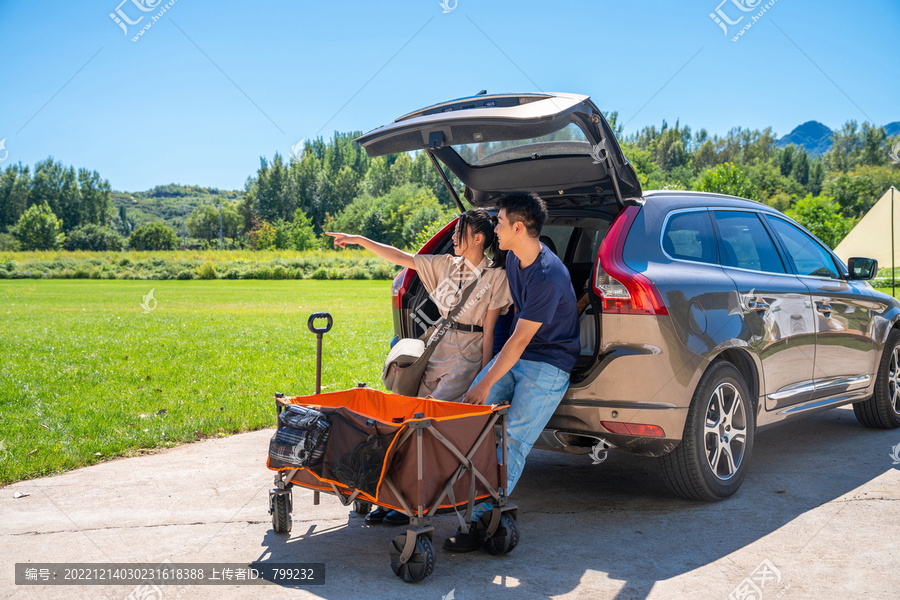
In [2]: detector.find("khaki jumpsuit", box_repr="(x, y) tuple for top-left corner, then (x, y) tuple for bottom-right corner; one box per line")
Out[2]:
(411, 254), (512, 403)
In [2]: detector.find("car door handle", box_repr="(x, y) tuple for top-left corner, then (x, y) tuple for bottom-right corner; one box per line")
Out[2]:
(748, 301), (770, 312)
(816, 304), (832, 315)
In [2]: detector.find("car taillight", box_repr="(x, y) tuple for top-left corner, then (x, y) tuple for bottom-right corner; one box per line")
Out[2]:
(391, 269), (409, 309)
(601, 421), (666, 437)
(594, 205), (668, 316)
(391, 217), (459, 310)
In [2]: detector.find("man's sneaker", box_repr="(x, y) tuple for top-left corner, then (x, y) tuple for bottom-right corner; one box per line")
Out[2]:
(364, 506), (391, 524)
(442, 527), (481, 553)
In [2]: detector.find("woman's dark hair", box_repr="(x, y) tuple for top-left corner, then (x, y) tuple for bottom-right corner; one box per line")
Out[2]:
(457, 208), (505, 268)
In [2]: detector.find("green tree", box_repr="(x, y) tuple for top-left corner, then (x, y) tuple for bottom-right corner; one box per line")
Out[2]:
(786, 195), (857, 249)
(0, 163), (31, 232)
(823, 165), (900, 217)
(289, 209), (318, 251)
(187, 204), (241, 243)
(63, 224), (125, 251)
(57, 166), (81, 231)
(695, 163), (757, 201)
(11, 202), (64, 250)
(129, 222), (179, 250)
(331, 184), (449, 248)
(77, 168), (112, 227)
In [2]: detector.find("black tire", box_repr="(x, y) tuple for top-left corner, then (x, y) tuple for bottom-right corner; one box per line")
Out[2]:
(272, 494), (292, 534)
(478, 512), (520, 555)
(853, 329), (900, 429)
(389, 534), (435, 583)
(353, 500), (372, 516)
(658, 360), (755, 501)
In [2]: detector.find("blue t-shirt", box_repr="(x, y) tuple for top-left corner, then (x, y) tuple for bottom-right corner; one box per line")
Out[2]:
(506, 243), (580, 373)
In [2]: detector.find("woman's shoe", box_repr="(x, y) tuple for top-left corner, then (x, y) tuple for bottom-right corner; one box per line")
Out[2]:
(364, 506), (391, 524)
(383, 510), (411, 526)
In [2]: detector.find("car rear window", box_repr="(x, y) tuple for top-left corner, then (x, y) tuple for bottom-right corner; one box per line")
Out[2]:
(712, 211), (785, 274)
(662, 210), (718, 264)
(451, 123), (592, 166)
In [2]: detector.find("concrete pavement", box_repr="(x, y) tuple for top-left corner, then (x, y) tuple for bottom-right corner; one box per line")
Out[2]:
(2, 404), (899, 599)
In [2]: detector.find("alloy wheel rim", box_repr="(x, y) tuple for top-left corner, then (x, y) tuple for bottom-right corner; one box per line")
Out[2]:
(890, 347), (900, 416)
(703, 382), (747, 481)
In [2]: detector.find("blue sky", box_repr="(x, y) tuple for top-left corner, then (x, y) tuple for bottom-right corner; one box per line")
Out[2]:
(1, 0), (898, 192)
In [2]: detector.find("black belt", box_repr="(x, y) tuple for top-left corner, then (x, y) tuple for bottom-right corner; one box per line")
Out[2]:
(443, 322), (483, 333)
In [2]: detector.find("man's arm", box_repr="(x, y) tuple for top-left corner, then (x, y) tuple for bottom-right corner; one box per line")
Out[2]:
(463, 318), (542, 404)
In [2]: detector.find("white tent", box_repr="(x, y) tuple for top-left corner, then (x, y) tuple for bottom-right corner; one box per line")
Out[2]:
(834, 187), (900, 273)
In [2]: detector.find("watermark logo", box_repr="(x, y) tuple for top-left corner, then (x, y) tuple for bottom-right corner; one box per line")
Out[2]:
(727, 559), (789, 600)
(890, 442), (900, 465)
(889, 141), (900, 165)
(589, 441), (608, 465)
(127, 582), (164, 600)
(110, 0), (180, 42)
(110, 0), (162, 34)
(290, 139), (305, 165)
(0, 138), (8, 163)
(590, 139), (609, 164)
(709, 0), (778, 41)
(431, 257), (482, 313)
(140, 288), (157, 314)
(411, 259), (493, 344)
(438, 0), (458, 13)
(289, 441), (309, 465)
(442, 589), (456, 600)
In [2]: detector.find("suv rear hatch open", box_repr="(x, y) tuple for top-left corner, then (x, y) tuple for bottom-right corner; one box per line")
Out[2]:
(354, 92), (641, 209)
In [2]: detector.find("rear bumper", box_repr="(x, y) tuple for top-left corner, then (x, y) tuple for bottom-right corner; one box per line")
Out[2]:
(538, 404), (688, 457)
(539, 314), (704, 457)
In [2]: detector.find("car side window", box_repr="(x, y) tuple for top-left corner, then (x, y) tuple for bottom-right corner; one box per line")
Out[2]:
(765, 216), (840, 279)
(662, 210), (718, 264)
(712, 211), (785, 274)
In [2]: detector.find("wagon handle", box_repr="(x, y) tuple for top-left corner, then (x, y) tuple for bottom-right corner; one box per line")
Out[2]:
(308, 312), (332, 395)
(307, 313), (333, 335)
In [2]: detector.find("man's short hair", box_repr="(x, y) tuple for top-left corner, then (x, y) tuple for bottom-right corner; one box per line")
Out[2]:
(498, 192), (547, 238)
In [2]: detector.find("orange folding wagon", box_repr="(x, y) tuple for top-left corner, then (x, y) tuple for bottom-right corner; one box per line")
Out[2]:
(265, 313), (519, 583)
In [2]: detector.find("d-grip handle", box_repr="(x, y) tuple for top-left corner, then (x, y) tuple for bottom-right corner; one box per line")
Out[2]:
(307, 312), (333, 335)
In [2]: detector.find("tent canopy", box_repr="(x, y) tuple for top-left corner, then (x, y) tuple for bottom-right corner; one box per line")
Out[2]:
(834, 187), (899, 271)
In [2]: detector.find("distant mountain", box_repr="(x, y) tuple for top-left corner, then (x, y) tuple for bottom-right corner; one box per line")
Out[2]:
(776, 121), (833, 156)
(776, 120), (900, 156)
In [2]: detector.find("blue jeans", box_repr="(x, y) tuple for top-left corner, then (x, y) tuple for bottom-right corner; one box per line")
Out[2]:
(468, 356), (569, 523)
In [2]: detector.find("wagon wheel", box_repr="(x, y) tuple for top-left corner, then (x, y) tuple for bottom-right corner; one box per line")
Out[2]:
(388, 534), (435, 583)
(352, 500), (372, 516)
(271, 494), (292, 534)
(478, 512), (519, 555)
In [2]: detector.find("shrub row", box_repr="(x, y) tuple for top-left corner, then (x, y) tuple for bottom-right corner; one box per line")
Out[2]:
(0, 252), (400, 281)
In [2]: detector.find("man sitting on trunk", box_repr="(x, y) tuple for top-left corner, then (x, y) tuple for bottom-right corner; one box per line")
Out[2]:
(445, 191), (580, 552)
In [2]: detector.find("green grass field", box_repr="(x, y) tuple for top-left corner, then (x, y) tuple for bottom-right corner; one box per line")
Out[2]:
(0, 279), (393, 485)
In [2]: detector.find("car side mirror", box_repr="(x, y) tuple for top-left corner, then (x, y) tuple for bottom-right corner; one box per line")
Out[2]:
(848, 257), (878, 280)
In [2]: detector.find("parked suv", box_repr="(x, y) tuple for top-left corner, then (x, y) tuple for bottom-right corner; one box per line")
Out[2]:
(354, 92), (900, 501)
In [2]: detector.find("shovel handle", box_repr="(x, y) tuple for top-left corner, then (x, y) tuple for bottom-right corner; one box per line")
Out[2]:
(307, 313), (333, 336)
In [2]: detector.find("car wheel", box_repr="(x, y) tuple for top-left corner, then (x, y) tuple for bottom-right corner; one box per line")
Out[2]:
(659, 360), (755, 501)
(853, 329), (900, 429)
